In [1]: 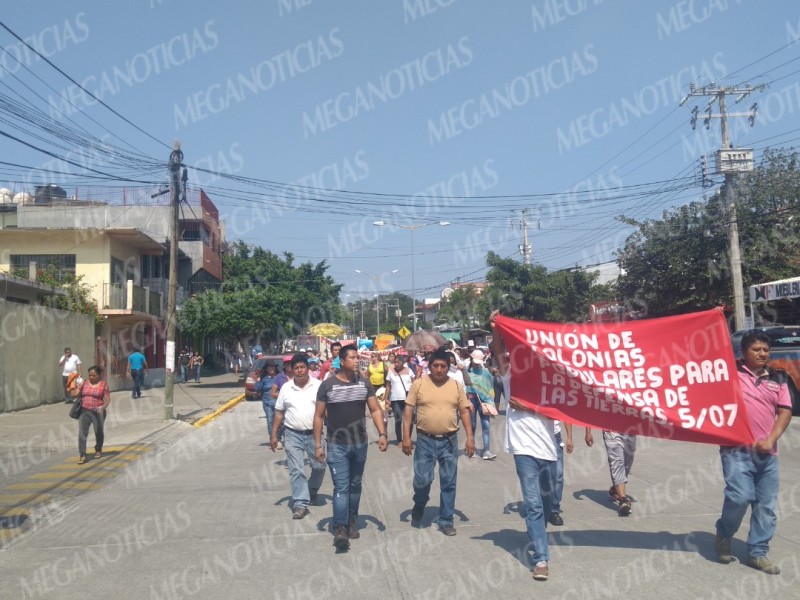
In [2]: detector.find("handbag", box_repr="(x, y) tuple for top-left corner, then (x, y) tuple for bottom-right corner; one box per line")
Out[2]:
(69, 399), (83, 419)
(69, 381), (85, 419)
(480, 402), (498, 417)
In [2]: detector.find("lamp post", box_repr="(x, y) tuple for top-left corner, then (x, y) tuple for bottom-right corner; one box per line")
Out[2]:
(375, 295), (380, 335)
(354, 269), (398, 336)
(373, 220), (449, 331)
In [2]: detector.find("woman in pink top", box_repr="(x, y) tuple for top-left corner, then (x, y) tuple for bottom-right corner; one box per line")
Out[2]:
(71, 365), (111, 464)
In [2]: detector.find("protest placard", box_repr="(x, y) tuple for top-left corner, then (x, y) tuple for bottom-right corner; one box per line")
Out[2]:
(495, 310), (754, 445)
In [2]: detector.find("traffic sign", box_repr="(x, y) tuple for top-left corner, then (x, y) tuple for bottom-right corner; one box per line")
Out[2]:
(397, 326), (411, 339)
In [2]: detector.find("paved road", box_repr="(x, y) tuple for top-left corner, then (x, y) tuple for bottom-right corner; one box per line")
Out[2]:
(1, 386), (800, 599)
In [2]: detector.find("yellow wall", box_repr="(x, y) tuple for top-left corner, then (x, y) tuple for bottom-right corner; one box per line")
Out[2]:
(0, 230), (145, 307)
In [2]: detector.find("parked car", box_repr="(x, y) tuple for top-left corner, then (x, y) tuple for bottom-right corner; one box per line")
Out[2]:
(731, 326), (800, 415)
(244, 355), (290, 401)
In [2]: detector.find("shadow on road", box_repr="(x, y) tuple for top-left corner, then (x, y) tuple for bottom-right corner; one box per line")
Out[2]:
(473, 528), (717, 568)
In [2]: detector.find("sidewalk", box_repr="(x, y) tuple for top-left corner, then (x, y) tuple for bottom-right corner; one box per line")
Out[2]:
(0, 372), (246, 539)
(0, 371), (245, 455)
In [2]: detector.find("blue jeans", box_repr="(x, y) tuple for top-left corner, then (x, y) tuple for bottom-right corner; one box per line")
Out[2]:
(469, 397), (491, 453)
(193, 365), (201, 382)
(179, 365), (188, 383)
(716, 447), (780, 558)
(326, 442), (368, 527)
(552, 431), (564, 515)
(413, 433), (459, 527)
(284, 428), (326, 510)
(262, 401), (283, 441)
(514, 454), (556, 564)
(130, 369), (144, 398)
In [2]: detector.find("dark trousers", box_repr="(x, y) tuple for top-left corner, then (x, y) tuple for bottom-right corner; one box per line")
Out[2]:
(131, 369), (143, 398)
(78, 409), (105, 456)
(391, 400), (412, 442)
(62, 375), (71, 402)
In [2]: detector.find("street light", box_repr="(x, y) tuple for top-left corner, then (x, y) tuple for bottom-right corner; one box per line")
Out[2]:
(354, 269), (398, 336)
(373, 220), (450, 332)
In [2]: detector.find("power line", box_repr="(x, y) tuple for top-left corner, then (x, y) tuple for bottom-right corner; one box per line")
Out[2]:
(0, 19), (170, 151)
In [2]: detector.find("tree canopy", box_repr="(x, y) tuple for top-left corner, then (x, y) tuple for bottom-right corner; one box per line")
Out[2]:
(617, 149), (800, 318)
(178, 241), (342, 349)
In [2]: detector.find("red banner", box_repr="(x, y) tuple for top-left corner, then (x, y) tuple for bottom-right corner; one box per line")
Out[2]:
(495, 310), (754, 446)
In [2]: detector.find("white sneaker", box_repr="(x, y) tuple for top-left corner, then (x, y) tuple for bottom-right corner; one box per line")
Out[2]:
(483, 452), (497, 461)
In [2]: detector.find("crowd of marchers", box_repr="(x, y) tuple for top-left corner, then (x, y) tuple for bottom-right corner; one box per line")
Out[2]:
(249, 317), (792, 582)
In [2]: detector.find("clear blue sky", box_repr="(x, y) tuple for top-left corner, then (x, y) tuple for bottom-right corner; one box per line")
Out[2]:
(2, 1), (798, 305)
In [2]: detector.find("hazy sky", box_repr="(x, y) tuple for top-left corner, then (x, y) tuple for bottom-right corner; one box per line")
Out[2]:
(2, 1), (798, 304)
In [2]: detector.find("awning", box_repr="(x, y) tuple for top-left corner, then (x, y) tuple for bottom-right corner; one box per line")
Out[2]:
(749, 276), (800, 302)
(440, 331), (462, 342)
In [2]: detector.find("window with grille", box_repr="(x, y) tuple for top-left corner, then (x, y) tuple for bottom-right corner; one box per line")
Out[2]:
(10, 254), (76, 279)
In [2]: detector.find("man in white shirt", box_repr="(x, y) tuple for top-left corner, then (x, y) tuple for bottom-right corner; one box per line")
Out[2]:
(491, 313), (557, 582)
(59, 347), (81, 403)
(272, 353), (325, 520)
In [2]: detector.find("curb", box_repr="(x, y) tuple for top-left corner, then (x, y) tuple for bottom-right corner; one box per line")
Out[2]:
(193, 394), (246, 428)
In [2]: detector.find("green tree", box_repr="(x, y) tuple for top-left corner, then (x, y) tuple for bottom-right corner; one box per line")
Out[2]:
(178, 242), (342, 351)
(617, 149), (800, 318)
(37, 266), (100, 322)
(617, 195), (729, 317)
(480, 252), (597, 322)
(437, 285), (481, 331)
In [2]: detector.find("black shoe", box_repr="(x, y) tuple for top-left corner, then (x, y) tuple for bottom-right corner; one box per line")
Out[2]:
(548, 513), (564, 526)
(440, 525), (456, 536)
(348, 518), (360, 539)
(333, 525), (350, 550)
(309, 492), (318, 506)
(410, 506), (424, 527)
(715, 533), (733, 564)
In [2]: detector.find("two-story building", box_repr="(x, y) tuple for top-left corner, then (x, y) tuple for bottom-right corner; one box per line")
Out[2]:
(0, 184), (225, 390)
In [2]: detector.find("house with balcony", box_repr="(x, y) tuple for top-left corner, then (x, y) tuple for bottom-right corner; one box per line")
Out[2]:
(0, 184), (225, 390)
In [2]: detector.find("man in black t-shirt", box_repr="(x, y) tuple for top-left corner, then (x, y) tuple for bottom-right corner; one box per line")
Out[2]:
(314, 345), (388, 551)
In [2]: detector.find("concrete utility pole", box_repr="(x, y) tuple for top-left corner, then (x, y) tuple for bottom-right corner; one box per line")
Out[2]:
(681, 83), (760, 330)
(518, 208), (532, 266)
(164, 141), (183, 420)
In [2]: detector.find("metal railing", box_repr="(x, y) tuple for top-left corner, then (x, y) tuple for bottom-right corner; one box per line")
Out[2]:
(102, 281), (162, 316)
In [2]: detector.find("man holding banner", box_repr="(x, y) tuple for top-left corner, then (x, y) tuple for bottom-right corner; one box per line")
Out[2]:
(492, 308), (767, 577)
(490, 312), (557, 581)
(715, 330), (792, 575)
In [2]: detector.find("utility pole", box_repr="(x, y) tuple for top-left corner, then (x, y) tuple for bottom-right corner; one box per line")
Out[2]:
(681, 83), (760, 330)
(518, 208), (532, 266)
(375, 296), (380, 335)
(164, 141), (183, 420)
